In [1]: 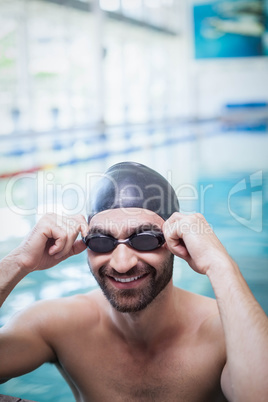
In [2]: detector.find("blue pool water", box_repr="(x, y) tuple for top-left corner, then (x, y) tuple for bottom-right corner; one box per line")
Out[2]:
(0, 155), (267, 400)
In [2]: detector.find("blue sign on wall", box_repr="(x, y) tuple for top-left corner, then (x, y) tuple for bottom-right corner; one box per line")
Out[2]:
(193, 0), (267, 58)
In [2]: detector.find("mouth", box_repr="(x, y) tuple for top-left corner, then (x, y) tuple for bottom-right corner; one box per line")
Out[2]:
(107, 273), (149, 289)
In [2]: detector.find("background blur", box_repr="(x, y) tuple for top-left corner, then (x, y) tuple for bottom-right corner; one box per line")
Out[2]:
(0, 0), (268, 401)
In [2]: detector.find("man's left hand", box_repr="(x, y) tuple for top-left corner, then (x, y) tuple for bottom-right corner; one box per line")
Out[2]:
(163, 212), (233, 275)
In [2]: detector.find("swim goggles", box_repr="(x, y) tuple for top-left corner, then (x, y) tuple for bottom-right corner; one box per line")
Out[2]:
(83, 231), (165, 253)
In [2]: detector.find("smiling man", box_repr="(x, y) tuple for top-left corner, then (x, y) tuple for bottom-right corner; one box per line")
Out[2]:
(87, 208), (174, 314)
(0, 162), (267, 402)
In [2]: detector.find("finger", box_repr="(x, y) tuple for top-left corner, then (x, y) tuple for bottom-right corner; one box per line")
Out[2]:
(53, 215), (88, 259)
(48, 227), (68, 256)
(62, 215), (89, 238)
(55, 239), (87, 263)
(73, 214), (89, 238)
(165, 238), (190, 259)
(164, 240), (189, 258)
(164, 213), (200, 243)
(72, 239), (87, 256)
(163, 217), (190, 259)
(54, 229), (79, 259)
(163, 219), (183, 244)
(164, 212), (185, 226)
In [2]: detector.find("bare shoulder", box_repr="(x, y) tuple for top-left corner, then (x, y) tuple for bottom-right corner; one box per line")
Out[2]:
(175, 287), (224, 341)
(0, 290), (104, 382)
(2, 289), (103, 337)
(38, 288), (103, 326)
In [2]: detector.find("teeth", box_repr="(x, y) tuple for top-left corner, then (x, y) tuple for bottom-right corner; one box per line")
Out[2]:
(114, 275), (143, 283)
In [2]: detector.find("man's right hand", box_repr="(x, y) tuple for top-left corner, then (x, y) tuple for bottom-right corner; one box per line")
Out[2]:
(16, 213), (89, 273)
(0, 213), (89, 380)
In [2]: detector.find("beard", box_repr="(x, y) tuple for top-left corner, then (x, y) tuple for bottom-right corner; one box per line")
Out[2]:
(89, 254), (174, 313)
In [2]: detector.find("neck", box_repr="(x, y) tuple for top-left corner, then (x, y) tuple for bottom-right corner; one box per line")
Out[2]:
(108, 280), (180, 348)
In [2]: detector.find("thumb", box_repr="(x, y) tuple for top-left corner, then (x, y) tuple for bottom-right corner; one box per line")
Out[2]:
(53, 240), (86, 264)
(72, 239), (87, 255)
(165, 239), (190, 260)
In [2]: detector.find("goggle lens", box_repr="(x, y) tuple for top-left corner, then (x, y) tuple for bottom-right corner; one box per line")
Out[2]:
(129, 233), (160, 251)
(87, 237), (115, 253)
(83, 231), (165, 253)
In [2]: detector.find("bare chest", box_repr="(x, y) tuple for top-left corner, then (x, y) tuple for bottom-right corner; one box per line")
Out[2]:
(56, 335), (225, 402)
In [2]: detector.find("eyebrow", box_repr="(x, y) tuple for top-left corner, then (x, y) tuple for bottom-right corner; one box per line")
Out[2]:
(89, 225), (111, 236)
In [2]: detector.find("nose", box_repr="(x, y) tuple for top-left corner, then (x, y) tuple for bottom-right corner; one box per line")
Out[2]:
(109, 244), (138, 274)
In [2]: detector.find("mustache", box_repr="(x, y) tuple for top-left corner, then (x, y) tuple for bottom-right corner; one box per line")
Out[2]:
(99, 262), (156, 278)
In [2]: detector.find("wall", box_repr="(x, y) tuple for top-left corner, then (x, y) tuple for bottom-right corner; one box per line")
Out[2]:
(184, 0), (268, 175)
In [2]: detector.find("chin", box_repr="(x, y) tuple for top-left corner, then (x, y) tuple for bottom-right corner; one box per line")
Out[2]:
(110, 298), (154, 313)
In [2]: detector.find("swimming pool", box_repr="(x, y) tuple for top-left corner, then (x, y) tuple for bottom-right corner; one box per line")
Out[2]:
(0, 127), (267, 401)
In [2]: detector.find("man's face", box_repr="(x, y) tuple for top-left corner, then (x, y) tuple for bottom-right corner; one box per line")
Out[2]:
(87, 208), (173, 313)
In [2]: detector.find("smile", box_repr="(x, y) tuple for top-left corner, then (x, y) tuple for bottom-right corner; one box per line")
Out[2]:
(107, 273), (149, 289)
(113, 275), (144, 283)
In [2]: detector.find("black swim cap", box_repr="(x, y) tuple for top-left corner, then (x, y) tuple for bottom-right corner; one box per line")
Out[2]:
(88, 162), (179, 221)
